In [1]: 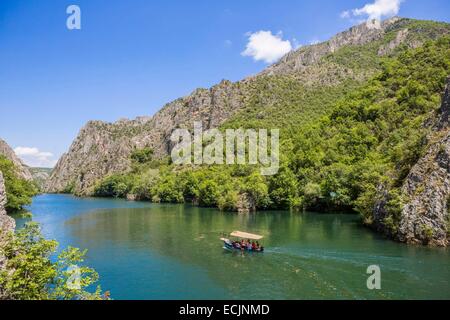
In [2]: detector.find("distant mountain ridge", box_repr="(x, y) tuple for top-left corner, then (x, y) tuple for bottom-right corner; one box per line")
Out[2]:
(29, 167), (52, 191)
(46, 17), (450, 196)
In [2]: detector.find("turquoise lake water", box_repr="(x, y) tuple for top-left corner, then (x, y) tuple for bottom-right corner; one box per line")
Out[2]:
(13, 194), (450, 300)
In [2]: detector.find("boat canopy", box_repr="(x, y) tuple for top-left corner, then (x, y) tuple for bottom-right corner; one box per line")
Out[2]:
(230, 231), (263, 240)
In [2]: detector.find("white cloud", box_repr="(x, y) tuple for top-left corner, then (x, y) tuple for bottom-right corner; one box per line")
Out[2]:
(341, 0), (403, 23)
(14, 146), (57, 168)
(340, 11), (351, 19)
(242, 30), (292, 64)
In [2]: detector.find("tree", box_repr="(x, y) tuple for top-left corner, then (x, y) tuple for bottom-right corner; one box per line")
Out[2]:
(50, 247), (103, 300)
(0, 222), (105, 300)
(268, 166), (298, 209)
(0, 222), (56, 299)
(93, 174), (132, 198)
(131, 147), (154, 164)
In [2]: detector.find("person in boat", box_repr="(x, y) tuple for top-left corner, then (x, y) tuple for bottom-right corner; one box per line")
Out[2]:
(252, 241), (256, 250)
(247, 241), (252, 251)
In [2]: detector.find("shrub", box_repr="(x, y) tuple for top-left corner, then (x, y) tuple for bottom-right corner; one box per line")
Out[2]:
(0, 222), (105, 300)
(93, 174), (133, 198)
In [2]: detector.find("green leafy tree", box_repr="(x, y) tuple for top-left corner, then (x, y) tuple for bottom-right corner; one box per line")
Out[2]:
(130, 147), (154, 164)
(50, 247), (103, 300)
(0, 223), (106, 300)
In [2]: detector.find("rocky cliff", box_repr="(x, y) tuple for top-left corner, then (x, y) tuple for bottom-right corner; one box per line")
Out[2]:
(373, 77), (450, 246)
(0, 171), (15, 278)
(0, 139), (33, 181)
(46, 17), (450, 195)
(261, 17), (401, 77)
(29, 167), (52, 191)
(45, 80), (247, 195)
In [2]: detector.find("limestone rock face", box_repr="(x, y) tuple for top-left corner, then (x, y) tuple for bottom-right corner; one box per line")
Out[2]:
(0, 171), (15, 233)
(0, 171), (15, 275)
(397, 77), (450, 246)
(373, 77), (450, 246)
(0, 138), (33, 181)
(0, 172), (12, 225)
(398, 132), (450, 246)
(29, 167), (51, 191)
(45, 119), (145, 195)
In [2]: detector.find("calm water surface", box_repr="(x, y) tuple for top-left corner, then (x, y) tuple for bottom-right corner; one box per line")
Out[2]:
(13, 194), (450, 300)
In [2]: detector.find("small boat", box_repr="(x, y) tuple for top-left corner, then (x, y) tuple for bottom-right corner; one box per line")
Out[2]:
(221, 231), (264, 252)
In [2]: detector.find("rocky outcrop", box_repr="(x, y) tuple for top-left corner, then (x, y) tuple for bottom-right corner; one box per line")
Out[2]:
(29, 167), (51, 191)
(45, 119), (145, 195)
(377, 28), (410, 56)
(0, 172), (14, 230)
(262, 18), (399, 77)
(0, 139), (33, 181)
(262, 17), (448, 84)
(0, 171), (15, 277)
(373, 77), (450, 246)
(46, 17), (450, 196)
(397, 77), (450, 246)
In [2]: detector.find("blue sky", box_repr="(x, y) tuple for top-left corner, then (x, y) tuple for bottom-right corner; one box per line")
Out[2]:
(0, 0), (449, 167)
